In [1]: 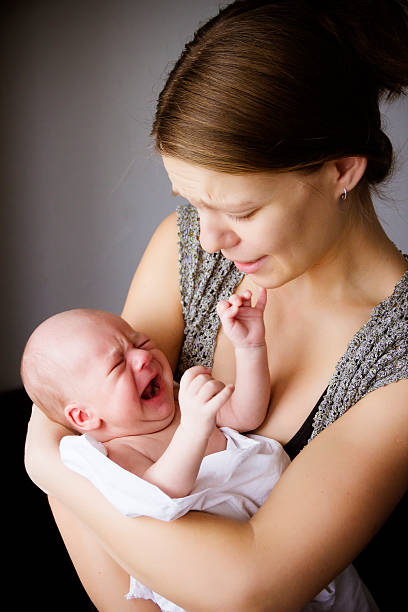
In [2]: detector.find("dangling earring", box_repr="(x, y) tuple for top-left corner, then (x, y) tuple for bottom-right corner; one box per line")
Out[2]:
(340, 188), (348, 201)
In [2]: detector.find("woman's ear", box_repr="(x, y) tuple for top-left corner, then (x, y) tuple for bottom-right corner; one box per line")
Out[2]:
(64, 402), (101, 433)
(334, 157), (367, 197)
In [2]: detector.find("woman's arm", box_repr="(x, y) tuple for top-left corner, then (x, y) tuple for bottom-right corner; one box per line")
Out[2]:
(48, 498), (161, 612)
(121, 211), (184, 371)
(45, 212), (185, 609)
(26, 380), (408, 612)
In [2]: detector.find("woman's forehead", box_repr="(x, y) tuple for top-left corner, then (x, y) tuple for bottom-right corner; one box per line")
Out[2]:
(162, 155), (285, 209)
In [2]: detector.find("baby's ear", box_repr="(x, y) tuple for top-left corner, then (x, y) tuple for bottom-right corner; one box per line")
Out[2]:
(64, 402), (101, 432)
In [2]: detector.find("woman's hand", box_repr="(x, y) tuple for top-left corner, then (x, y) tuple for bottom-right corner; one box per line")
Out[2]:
(25, 405), (73, 494)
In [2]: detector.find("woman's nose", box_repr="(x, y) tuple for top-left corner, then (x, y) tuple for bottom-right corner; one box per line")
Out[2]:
(198, 213), (239, 254)
(128, 348), (152, 371)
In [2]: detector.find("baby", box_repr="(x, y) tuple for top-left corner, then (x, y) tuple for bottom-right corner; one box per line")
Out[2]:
(22, 291), (341, 611)
(21, 289), (273, 498)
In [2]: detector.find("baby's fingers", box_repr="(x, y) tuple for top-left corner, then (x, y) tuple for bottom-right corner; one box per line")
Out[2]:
(216, 300), (240, 323)
(198, 378), (227, 403)
(179, 365), (212, 393)
(205, 383), (234, 413)
(255, 287), (267, 312)
(239, 289), (253, 308)
(217, 291), (250, 318)
(216, 299), (232, 317)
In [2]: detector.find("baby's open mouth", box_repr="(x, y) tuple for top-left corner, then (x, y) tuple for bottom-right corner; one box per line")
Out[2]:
(141, 375), (161, 400)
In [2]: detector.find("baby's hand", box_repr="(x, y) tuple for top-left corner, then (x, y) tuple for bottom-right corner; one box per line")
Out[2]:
(216, 287), (267, 349)
(178, 366), (234, 438)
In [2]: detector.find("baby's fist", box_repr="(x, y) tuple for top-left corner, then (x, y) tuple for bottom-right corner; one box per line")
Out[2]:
(217, 287), (267, 348)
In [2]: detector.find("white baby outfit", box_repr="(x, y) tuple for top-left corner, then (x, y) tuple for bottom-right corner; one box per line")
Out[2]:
(60, 428), (378, 612)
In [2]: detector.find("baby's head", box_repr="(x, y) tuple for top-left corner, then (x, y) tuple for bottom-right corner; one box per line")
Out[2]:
(21, 309), (176, 442)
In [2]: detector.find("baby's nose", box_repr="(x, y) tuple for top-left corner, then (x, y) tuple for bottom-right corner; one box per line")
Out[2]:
(128, 348), (152, 370)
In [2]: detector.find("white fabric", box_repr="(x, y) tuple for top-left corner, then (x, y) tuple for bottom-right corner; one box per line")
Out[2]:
(60, 427), (289, 520)
(60, 428), (378, 612)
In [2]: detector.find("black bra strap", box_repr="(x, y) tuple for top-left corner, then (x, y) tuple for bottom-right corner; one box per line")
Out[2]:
(283, 387), (328, 460)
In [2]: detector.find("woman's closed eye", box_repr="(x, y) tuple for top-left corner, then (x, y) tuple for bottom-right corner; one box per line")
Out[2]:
(226, 210), (257, 222)
(181, 197), (257, 223)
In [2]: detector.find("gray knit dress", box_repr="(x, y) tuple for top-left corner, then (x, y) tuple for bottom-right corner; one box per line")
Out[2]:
(176, 204), (408, 443)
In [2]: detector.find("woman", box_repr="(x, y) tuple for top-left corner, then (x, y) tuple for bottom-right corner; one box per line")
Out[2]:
(25, 1), (408, 610)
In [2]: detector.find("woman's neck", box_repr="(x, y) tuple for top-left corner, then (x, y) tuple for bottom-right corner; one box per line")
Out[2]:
(283, 195), (407, 309)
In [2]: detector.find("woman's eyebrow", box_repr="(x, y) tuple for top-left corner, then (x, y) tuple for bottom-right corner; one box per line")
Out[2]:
(171, 189), (257, 211)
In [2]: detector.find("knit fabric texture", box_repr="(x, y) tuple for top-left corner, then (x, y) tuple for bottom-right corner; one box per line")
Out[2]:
(176, 204), (408, 441)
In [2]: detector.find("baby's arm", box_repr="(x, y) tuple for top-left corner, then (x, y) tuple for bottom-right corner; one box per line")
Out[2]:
(108, 372), (233, 498)
(215, 288), (270, 432)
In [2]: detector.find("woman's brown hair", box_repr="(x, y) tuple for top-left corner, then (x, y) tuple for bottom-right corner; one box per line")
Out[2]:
(152, 0), (408, 187)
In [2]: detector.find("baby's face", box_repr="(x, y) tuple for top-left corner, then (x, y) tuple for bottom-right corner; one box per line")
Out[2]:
(64, 313), (176, 438)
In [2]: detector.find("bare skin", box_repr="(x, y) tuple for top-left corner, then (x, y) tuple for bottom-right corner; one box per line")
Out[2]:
(26, 157), (408, 611)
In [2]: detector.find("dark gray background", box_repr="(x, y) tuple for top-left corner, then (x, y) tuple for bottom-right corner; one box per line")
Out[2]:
(2, 0), (407, 391)
(3, 3), (407, 609)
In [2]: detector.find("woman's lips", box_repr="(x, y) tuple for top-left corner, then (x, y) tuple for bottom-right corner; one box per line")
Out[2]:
(232, 255), (268, 274)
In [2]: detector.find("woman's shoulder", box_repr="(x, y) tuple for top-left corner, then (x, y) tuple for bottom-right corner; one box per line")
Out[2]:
(311, 268), (408, 439)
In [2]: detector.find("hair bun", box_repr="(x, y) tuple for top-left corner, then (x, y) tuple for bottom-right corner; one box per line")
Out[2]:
(314, 0), (408, 98)
(365, 129), (394, 184)
(221, 1), (408, 98)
